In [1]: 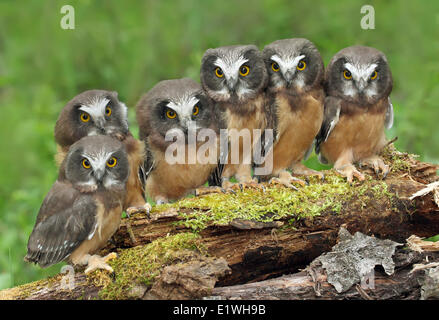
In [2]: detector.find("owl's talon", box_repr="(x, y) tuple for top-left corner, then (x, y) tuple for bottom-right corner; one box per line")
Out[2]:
(335, 164), (365, 183)
(360, 156), (389, 180)
(84, 253), (117, 274)
(126, 203), (152, 218)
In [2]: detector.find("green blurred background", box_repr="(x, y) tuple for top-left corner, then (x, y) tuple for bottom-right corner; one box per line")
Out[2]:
(0, 0), (437, 289)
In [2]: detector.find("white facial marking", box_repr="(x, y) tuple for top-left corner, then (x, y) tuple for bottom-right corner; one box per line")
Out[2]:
(271, 54), (305, 76)
(79, 97), (110, 122)
(83, 149), (113, 174)
(167, 95), (199, 126)
(214, 56), (248, 85)
(344, 62), (377, 83)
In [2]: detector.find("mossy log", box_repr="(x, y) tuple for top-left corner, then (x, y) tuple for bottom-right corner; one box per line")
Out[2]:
(1, 146), (438, 300)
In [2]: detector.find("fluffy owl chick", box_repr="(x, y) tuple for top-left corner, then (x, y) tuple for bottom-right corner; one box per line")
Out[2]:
(316, 46), (394, 182)
(25, 135), (129, 273)
(261, 38), (325, 188)
(200, 45), (268, 189)
(136, 78), (223, 203)
(54, 90), (149, 215)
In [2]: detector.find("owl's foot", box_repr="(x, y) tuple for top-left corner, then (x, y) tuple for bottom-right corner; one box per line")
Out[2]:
(268, 171), (305, 190)
(126, 203), (152, 218)
(221, 177), (263, 193)
(335, 164), (365, 184)
(291, 163), (325, 181)
(194, 186), (225, 197)
(359, 156), (390, 179)
(84, 252), (117, 274)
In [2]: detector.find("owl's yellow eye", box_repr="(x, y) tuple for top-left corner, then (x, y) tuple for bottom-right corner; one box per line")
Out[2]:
(297, 60), (306, 71)
(166, 109), (177, 119)
(82, 159), (91, 169)
(105, 106), (112, 116)
(239, 65), (250, 77)
(271, 62), (280, 72)
(107, 157), (117, 168)
(215, 67), (224, 78)
(343, 70), (352, 80)
(80, 112), (90, 122)
(193, 105), (199, 116)
(370, 70), (378, 80)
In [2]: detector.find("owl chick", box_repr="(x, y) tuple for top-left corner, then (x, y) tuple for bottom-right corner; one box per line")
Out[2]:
(54, 90), (150, 215)
(136, 78), (223, 203)
(25, 135), (129, 273)
(200, 45), (269, 189)
(316, 46), (394, 182)
(260, 38), (325, 188)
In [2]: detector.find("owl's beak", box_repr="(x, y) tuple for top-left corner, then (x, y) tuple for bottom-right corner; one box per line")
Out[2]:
(93, 168), (105, 181)
(284, 70), (295, 84)
(93, 117), (106, 131)
(357, 78), (367, 92)
(226, 77), (237, 93)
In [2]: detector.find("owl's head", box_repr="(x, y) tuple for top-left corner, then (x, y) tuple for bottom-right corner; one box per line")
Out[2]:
(62, 135), (129, 192)
(262, 38), (324, 93)
(200, 45), (268, 104)
(325, 46), (393, 105)
(55, 90), (129, 148)
(136, 78), (220, 146)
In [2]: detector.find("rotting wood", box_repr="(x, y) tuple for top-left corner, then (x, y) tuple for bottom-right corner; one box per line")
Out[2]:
(1, 148), (438, 300)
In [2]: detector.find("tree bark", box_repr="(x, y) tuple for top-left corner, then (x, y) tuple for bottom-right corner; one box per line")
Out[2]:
(1, 152), (438, 300)
(209, 249), (439, 300)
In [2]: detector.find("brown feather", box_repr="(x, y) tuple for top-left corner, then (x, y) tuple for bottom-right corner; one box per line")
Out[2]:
(269, 90), (324, 175)
(320, 100), (388, 164)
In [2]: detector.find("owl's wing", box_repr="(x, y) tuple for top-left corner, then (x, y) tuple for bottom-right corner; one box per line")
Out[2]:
(25, 181), (97, 268)
(208, 138), (228, 186)
(315, 96), (341, 155)
(143, 142), (155, 180)
(385, 97), (394, 130)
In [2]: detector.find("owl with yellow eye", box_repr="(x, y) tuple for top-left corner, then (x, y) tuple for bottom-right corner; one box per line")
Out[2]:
(200, 45), (269, 189)
(315, 45), (394, 182)
(258, 38), (325, 188)
(54, 90), (150, 215)
(136, 78), (224, 204)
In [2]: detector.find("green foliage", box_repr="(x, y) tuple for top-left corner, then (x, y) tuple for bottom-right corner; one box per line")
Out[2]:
(0, 0), (438, 289)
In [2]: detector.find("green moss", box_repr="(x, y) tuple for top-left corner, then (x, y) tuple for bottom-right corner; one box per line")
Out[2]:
(150, 173), (394, 232)
(92, 232), (205, 300)
(380, 144), (417, 173)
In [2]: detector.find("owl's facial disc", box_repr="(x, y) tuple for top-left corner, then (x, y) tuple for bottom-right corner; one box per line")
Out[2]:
(165, 95), (199, 132)
(77, 96), (128, 136)
(271, 54), (306, 85)
(214, 56), (249, 92)
(78, 97), (110, 131)
(343, 62), (378, 96)
(80, 150), (124, 189)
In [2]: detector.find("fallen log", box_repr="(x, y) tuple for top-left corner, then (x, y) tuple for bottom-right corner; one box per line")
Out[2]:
(208, 248), (439, 300)
(1, 146), (438, 300)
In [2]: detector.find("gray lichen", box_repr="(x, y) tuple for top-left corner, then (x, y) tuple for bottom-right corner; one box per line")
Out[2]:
(312, 227), (402, 293)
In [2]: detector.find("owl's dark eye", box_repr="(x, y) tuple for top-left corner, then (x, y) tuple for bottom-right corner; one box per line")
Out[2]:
(370, 70), (378, 80)
(215, 67), (224, 78)
(271, 62), (280, 72)
(106, 157), (117, 168)
(343, 70), (352, 80)
(297, 60), (306, 71)
(105, 106), (112, 116)
(80, 112), (90, 122)
(193, 105), (199, 116)
(239, 65), (250, 77)
(166, 109), (177, 119)
(82, 159), (91, 169)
